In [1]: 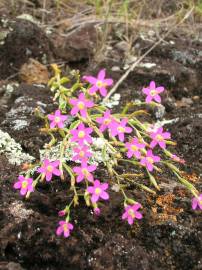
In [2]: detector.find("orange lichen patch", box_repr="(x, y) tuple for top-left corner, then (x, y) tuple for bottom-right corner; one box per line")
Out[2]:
(174, 186), (188, 198)
(156, 213), (177, 223)
(19, 58), (49, 84)
(181, 172), (199, 183)
(156, 194), (175, 207)
(150, 193), (184, 224)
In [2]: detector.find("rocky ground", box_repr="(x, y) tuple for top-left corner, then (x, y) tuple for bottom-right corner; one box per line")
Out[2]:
(0, 2), (202, 270)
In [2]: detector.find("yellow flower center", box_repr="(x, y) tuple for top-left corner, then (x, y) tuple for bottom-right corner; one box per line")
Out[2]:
(78, 131), (85, 138)
(77, 102), (85, 110)
(150, 90), (157, 96)
(147, 157), (154, 164)
(96, 80), (104, 88)
(63, 224), (69, 232)
(79, 151), (85, 157)
(22, 180), (28, 189)
(128, 209), (135, 218)
(47, 165), (53, 172)
(104, 119), (111, 125)
(156, 134), (164, 141)
(118, 126), (125, 132)
(131, 145), (138, 151)
(54, 116), (61, 123)
(82, 168), (89, 176)
(95, 187), (101, 195)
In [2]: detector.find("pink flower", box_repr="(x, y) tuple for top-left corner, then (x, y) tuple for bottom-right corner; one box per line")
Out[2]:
(94, 207), (101, 216)
(87, 180), (109, 203)
(73, 162), (97, 183)
(13, 175), (34, 196)
(171, 154), (185, 164)
(56, 220), (74, 238)
(96, 110), (113, 132)
(110, 118), (132, 142)
(48, 109), (68, 129)
(122, 203), (143, 225)
(140, 150), (160, 172)
(125, 138), (145, 159)
(83, 69), (113, 97)
(69, 93), (94, 118)
(150, 127), (171, 149)
(37, 159), (61, 181)
(58, 210), (66, 217)
(72, 145), (92, 163)
(142, 81), (164, 103)
(70, 123), (93, 145)
(192, 194), (202, 210)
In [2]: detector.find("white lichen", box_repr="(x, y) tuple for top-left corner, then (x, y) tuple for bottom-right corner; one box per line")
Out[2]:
(9, 201), (34, 223)
(11, 119), (29, 131)
(155, 105), (166, 119)
(4, 96), (33, 130)
(101, 93), (121, 108)
(0, 129), (35, 165)
(39, 137), (113, 166)
(0, 82), (19, 100)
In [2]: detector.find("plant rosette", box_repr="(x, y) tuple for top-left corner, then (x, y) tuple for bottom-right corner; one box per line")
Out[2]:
(14, 66), (201, 238)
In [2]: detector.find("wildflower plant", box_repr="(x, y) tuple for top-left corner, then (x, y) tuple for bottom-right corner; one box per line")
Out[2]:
(14, 64), (201, 238)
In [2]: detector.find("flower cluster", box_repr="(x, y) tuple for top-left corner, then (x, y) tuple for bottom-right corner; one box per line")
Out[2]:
(13, 67), (201, 239)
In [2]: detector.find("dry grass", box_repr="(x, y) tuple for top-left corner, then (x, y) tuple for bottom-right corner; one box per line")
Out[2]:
(1, 0), (201, 64)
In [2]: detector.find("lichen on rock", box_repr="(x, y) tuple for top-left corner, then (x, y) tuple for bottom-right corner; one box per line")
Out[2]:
(0, 129), (35, 165)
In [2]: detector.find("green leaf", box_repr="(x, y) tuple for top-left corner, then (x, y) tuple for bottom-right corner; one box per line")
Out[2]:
(147, 170), (160, 190)
(60, 77), (70, 84)
(69, 120), (81, 130)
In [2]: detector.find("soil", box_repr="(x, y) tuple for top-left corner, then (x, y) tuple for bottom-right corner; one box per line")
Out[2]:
(0, 4), (202, 270)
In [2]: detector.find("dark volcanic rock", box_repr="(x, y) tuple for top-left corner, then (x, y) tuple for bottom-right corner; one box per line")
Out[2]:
(52, 24), (97, 62)
(0, 19), (53, 79)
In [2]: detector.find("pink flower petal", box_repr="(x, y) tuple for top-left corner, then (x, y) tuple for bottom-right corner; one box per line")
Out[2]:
(55, 110), (61, 116)
(100, 191), (109, 200)
(98, 69), (106, 80)
(20, 188), (27, 196)
(135, 212), (143, 219)
(101, 183), (108, 190)
(70, 107), (79, 115)
(149, 81), (156, 89)
(142, 88), (150, 94)
(56, 226), (63, 236)
(91, 194), (99, 203)
(87, 186), (94, 193)
(64, 230), (70, 238)
(50, 122), (56, 128)
(46, 172), (53, 182)
(88, 85), (98, 94)
(147, 162), (153, 172)
(122, 212), (128, 220)
(99, 87), (107, 97)
(118, 133), (125, 142)
(53, 169), (61, 176)
(150, 140), (157, 148)
(128, 216), (134, 225)
(159, 141), (166, 149)
(14, 182), (21, 189)
(156, 86), (164, 93)
(154, 94), (161, 103)
(146, 95), (153, 103)
(48, 114), (55, 120)
(103, 78), (113, 86)
(83, 76), (97, 84)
